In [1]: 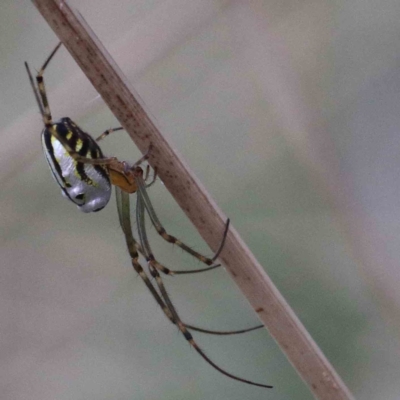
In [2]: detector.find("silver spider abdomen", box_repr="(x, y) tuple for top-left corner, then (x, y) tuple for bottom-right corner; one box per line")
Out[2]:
(41, 117), (111, 213)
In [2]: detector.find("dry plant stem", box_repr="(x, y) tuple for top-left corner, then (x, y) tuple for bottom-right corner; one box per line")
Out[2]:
(32, 1), (355, 399)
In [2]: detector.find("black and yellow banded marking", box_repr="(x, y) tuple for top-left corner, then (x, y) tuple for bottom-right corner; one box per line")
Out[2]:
(43, 118), (110, 188)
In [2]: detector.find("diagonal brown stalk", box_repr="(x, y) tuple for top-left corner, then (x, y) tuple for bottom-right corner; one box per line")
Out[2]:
(31, 1), (355, 399)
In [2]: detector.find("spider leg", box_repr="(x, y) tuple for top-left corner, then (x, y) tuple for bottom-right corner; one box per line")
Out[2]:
(35, 41), (62, 127)
(136, 191), (221, 275)
(120, 193), (233, 333)
(184, 324), (264, 336)
(96, 127), (124, 142)
(143, 165), (150, 182)
(211, 218), (230, 261)
(117, 191), (224, 321)
(144, 167), (157, 189)
(135, 171), (227, 267)
(136, 193), (263, 334)
(134, 193), (271, 387)
(116, 187), (175, 322)
(117, 187), (212, 307)
(24, 62), (44, 117)
(147, 264), (272, 388)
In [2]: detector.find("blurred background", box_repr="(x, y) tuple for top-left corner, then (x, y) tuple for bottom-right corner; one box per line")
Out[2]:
(1, 0), (400, 399)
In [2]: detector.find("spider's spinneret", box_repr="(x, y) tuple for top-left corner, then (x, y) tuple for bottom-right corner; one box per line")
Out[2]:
(42, 117), (111, 213)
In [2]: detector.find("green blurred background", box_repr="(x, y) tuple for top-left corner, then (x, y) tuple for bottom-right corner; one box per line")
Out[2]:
(2, 0), (400, 399)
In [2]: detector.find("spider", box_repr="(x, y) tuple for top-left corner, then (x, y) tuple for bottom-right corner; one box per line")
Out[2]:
(25, 42), (272, 389)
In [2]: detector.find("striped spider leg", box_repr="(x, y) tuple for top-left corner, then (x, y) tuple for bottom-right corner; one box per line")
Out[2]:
(25, 43), (268, 388)
(117, 186), (272, 389)
(131, 166), (264, 336)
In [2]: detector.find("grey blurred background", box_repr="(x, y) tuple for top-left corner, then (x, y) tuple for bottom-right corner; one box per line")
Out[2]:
(2, 0), (400, 399)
